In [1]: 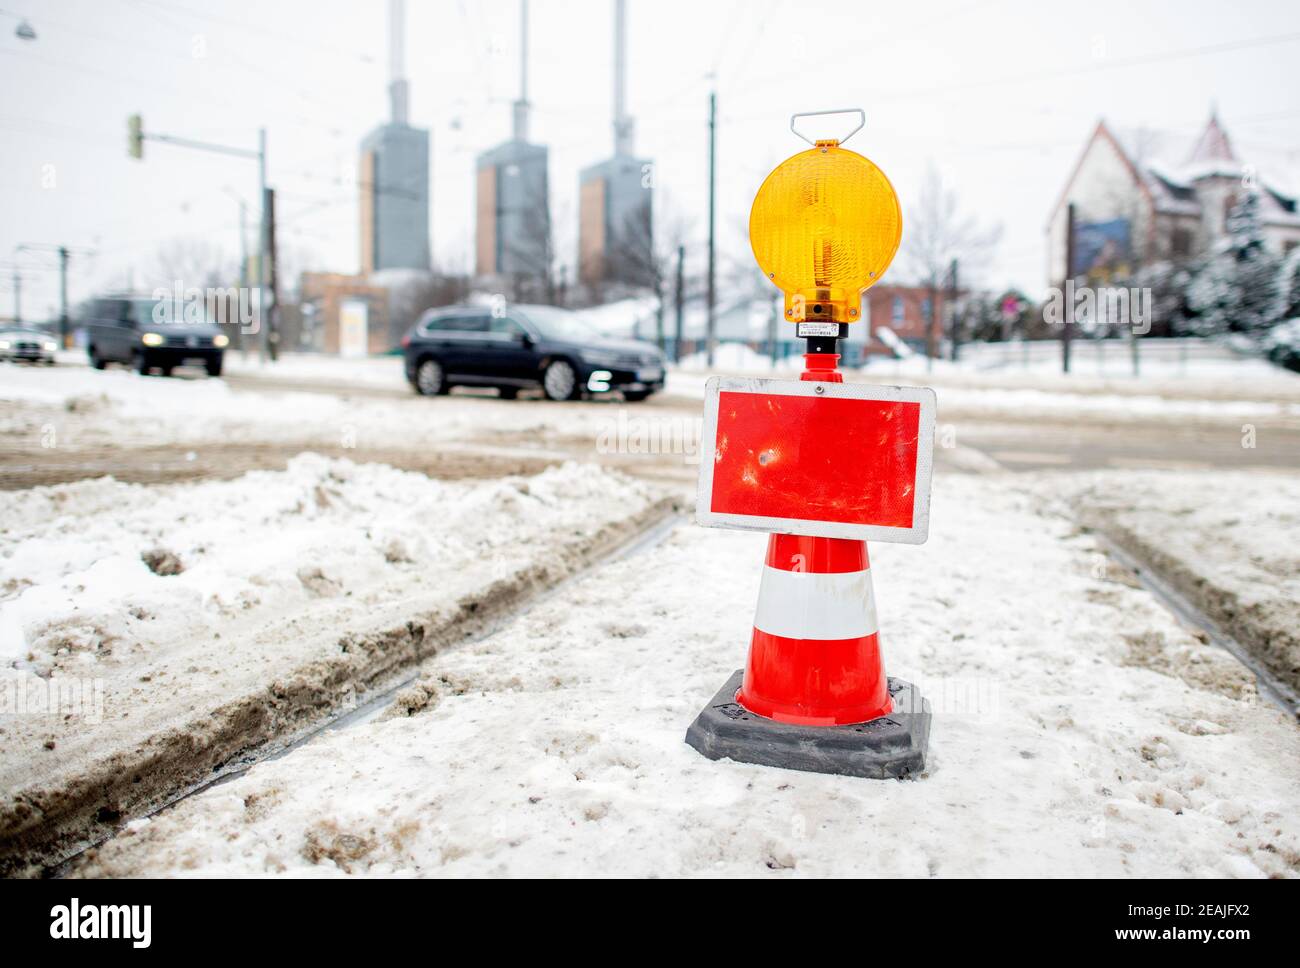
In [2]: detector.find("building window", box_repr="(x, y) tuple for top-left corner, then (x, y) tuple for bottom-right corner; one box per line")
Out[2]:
(892, 296), (903, 324)
(1171, 228), (1193, 258)
(921, 297), (932, 322)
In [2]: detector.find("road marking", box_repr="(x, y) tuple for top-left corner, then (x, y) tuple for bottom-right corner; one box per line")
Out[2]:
(987, 450), (1074, 465)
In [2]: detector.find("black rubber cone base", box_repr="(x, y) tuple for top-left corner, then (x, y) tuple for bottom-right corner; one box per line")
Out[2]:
(685, 670), (930, 780)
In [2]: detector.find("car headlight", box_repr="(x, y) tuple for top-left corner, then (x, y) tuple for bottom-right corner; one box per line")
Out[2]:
(0, 341), (10, 350)
(44, 341), (58, 352)
(141, 332), (164, 347)
(213, 334), (229, 348)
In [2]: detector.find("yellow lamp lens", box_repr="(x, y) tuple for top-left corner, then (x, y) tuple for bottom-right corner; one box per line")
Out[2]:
(749, 142), (902, 322)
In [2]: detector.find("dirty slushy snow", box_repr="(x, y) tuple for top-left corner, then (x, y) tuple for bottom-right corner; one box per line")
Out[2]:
(73, 474), (1300, 877)
(0, 454), (671, 875)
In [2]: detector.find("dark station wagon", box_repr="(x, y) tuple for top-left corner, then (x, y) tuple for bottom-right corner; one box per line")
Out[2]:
(402, 304), (666, 402)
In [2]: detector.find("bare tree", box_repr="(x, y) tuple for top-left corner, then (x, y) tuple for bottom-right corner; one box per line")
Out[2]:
(398, 272), (472, 329)
(150, 237), (231, 291)
(898, 165), (1001, 363)
(601, 201), (695, 348)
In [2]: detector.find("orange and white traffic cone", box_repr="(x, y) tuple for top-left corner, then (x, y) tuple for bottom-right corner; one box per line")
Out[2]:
(738, 533), (891, 727)
(686, 351), (931, 779)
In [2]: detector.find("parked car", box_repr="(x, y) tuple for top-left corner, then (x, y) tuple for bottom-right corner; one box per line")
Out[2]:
(84, 296), (228, 376)
(402, 304), (666, 401)
(0, 328), (58, 364)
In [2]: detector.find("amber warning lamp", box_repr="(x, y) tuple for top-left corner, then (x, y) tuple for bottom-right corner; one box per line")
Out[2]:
(749, 108), (902, 333)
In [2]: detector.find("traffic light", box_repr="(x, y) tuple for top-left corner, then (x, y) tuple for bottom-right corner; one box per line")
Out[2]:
(128, 114), (143, 160)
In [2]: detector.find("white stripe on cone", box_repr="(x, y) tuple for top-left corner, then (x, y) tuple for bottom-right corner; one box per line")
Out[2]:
(751, 566), (878, 641)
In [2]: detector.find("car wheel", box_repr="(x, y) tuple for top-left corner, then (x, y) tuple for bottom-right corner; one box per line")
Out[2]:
(542, 359), (578, 401)
(89, 349), (106, 370)
(498, 387), (519, 400)
(415, 357), (447, 396)
(134, 352), (151, 375)
(206, 357), (223, 377)
(623, 390), (652, 402)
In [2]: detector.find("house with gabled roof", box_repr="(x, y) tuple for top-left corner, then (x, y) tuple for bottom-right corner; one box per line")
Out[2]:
(1047, 112), (1300, 286)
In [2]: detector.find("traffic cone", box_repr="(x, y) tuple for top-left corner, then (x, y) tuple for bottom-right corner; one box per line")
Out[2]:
(685, 350), (931, 779)
(737, 533), (891, 726)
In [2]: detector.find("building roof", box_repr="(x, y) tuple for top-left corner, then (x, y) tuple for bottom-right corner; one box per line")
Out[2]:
(1104, 115), (1300, 227)
(1186, 113), (1238, 165)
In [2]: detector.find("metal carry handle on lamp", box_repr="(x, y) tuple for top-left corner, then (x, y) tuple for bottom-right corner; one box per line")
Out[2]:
(790, 108), (865, 147)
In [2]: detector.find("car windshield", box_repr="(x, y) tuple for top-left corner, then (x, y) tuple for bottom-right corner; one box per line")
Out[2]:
(519, 306), (598, 341)
(132, 298), (214, 327)
(2, 330), (51, 341)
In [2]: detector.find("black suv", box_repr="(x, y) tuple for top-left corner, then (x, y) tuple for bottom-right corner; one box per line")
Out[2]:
(84, 296), (228, 376)
(402, 304), (666, 402)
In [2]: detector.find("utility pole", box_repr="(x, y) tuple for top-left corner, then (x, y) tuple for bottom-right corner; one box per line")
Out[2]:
(257, 127), (268, 363)
(674, 244), (685, 363)
(12, 243), (91, 340)
(264, 185), (278, 361)
(706, 89), (717, 368)
(948, 257), (960, 362)
(10, 265), (18, 324)
(654, 282), (665, 354)
(1063, 201), (1075, 374)
(231, 191), (249, 356)
(926, 280), (938, 373)
(58, 246), (69, 347)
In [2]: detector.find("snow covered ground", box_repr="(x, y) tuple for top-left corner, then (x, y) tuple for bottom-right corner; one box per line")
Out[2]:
(224, 351), (405, 389)
(0, 360), (707, 493)
(70, 473), (1299, 877)
(2, 353), (1297, 877)
(0, 454), (673, 875)
(1058, 471), (1300, 698)
(672, 345), (1300, 423)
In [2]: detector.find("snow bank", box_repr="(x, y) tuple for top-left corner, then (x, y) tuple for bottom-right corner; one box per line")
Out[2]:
(678, 343), (797, 373)
(0, 455), (660, 670)
(0, 456), (673, 875)
(0, 359), (661, 458)
(223, 352), (405, 389)
(73, 475), (1299, 878)
(1058, 469), (1300, 695)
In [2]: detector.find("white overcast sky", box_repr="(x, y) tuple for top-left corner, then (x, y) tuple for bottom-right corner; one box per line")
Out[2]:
(2, 0), (1299, 318)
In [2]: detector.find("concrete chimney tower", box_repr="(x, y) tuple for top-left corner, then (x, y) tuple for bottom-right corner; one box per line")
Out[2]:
(388, 0), (409, 124)
(578, 0), (653, 289)
(358, 0), (430, 275)
(475, 0), (551, 294)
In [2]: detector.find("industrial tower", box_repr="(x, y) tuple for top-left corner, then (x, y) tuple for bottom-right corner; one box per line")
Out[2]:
(475, 0), (552, 295)
(578, 0), (654, 289)
(359, 0), (431, 274)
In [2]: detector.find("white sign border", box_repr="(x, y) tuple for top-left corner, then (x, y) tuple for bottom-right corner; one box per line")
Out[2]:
(694, 376), (937, 545)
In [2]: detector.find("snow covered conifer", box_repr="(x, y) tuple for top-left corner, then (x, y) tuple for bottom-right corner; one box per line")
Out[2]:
(1186, 191), (1281, 336)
